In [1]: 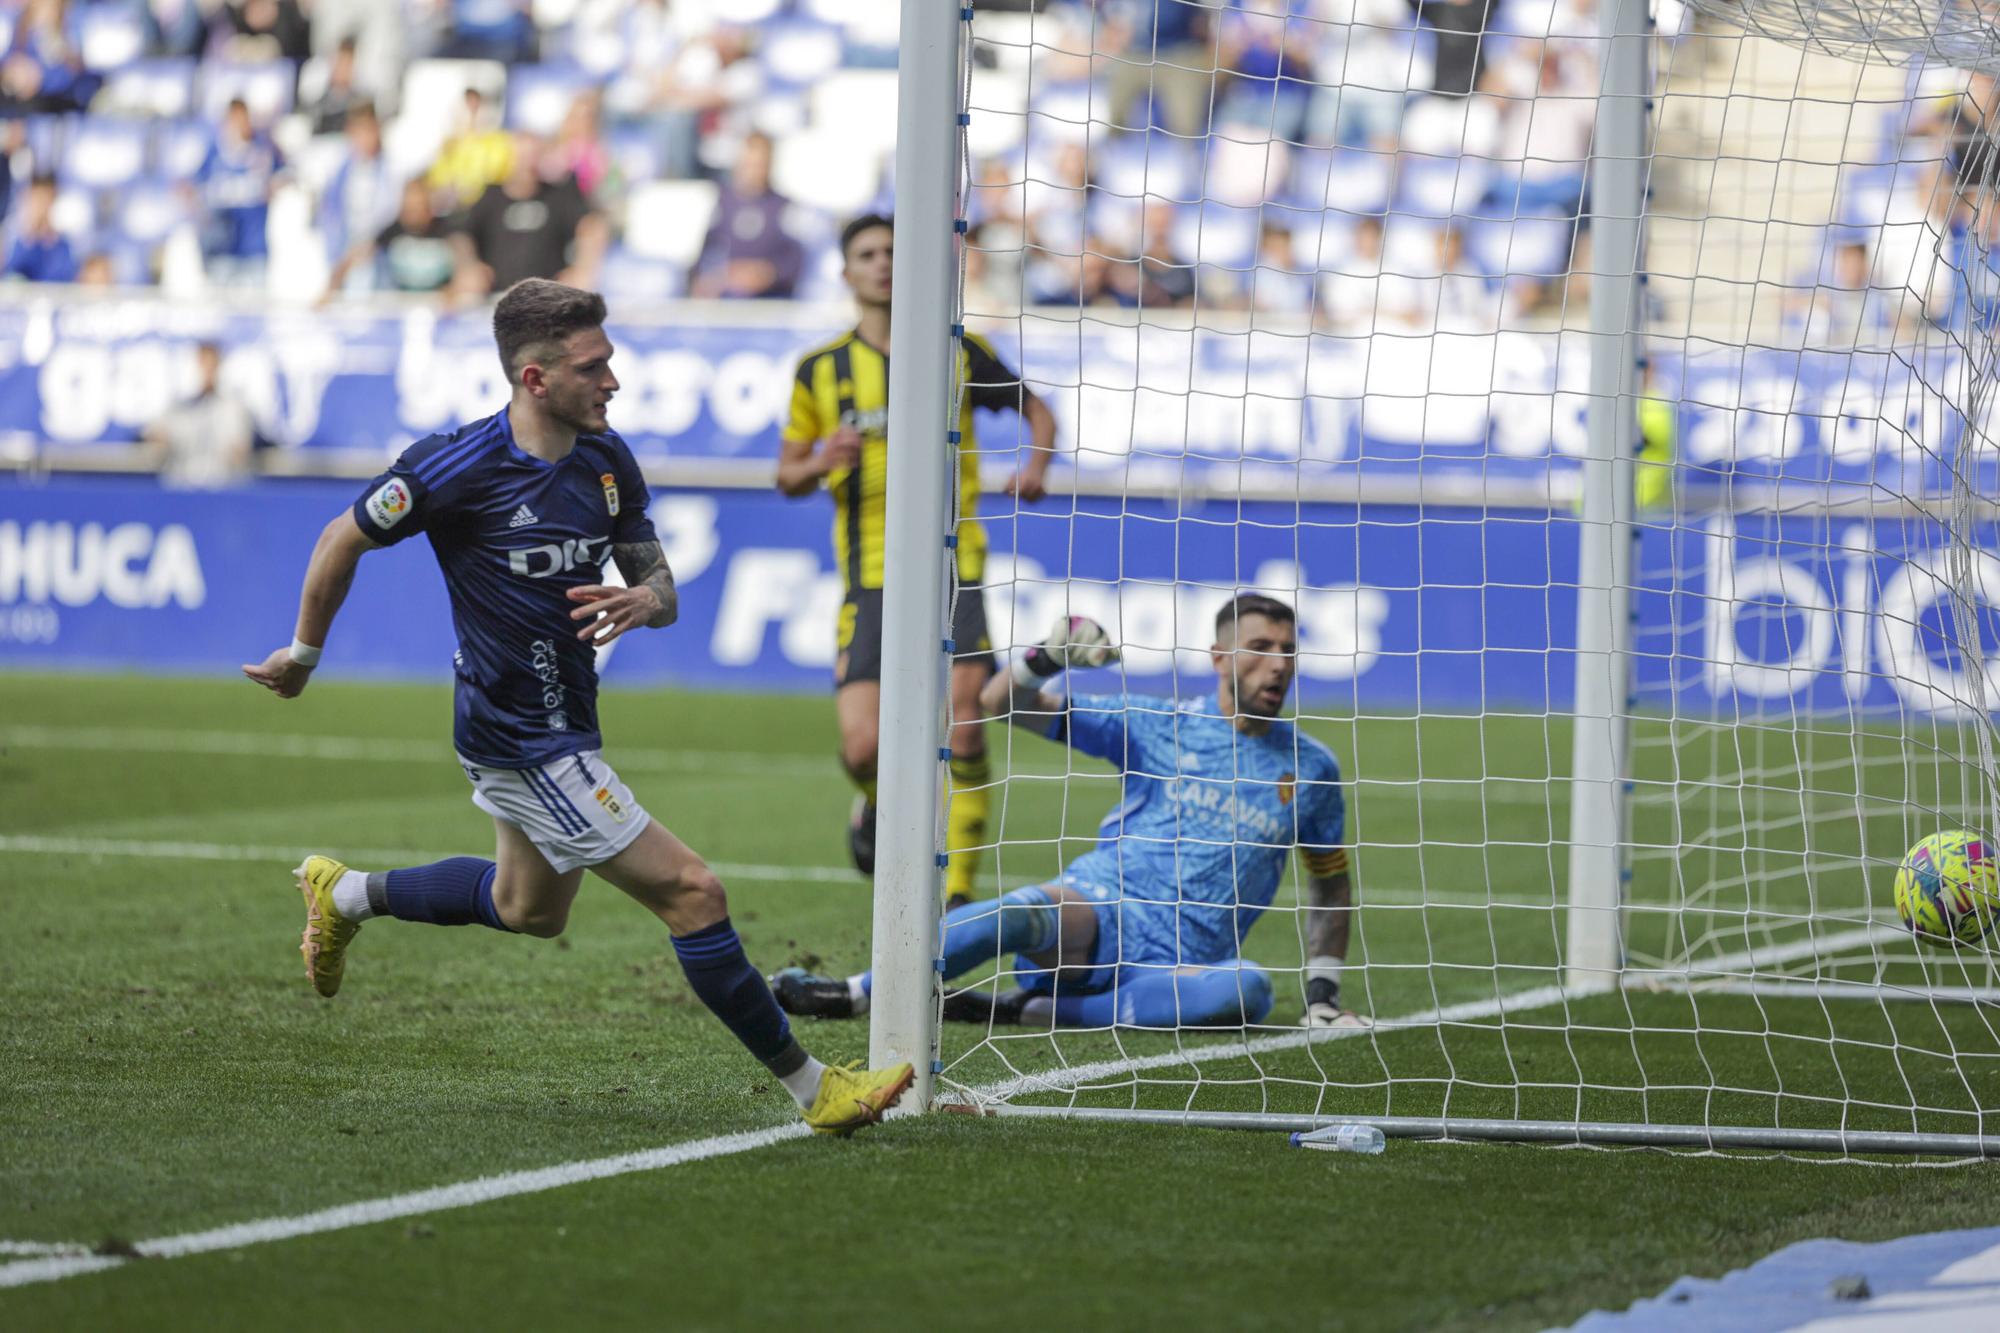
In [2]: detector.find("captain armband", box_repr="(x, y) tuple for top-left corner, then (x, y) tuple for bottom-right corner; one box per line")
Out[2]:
(1303, 847), (1349, 877)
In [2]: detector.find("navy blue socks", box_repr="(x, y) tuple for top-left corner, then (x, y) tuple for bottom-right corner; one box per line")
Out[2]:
(372, 858), (511, 931)
(671, 918), (812, 1081)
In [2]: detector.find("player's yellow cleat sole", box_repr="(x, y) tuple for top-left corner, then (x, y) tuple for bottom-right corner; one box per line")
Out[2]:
(802, 1059), (915, 1136)
(294, 855), (360, 999)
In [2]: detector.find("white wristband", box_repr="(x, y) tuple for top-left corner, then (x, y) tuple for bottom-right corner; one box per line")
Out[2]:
(1307, 956), (1344, 987)
(288, 638), (323, 667)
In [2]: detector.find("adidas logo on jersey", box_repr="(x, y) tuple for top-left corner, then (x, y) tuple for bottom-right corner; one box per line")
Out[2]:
(507, 505), (539, 529)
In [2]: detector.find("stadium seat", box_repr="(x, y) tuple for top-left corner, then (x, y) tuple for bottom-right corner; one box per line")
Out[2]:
(1026, 81), (1093, 145)
(199, 60), (296, 124)
(773, 129), (882, 217)
(806, 0), (898, 52)
(77, 4), (149, 73)
(807, 69), (898, 155)
(1205, 134), (1292, 210)
(1395, 153), (1490, 219)
(97, 58), (198, 119)
(621, 179), (719, 267)
(1171, 201), (1261, 273)
(395, 58), (508, 170)
(153, 118), (212, 182)
(607, 126), (664, 187)
(60, 119), (150, 192)
(1319, 148), (1394, 217)
(759, 20), (844, 91)
(598, 244), (684, 303)
(118, 179), (190, 245)
(505, 63), (591, 136)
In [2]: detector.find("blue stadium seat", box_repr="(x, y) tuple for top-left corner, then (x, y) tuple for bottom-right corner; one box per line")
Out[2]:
(607, 125), (664, 186)
(598, 244), (684, 302)
(1317, 148), (1394, 217)
(758, 18), (843, 95)
(1395, 153), (1490, 220)
(60, 119), (150, 192)
(152, 118), (213, 182)
(504, 62), (592, 136)
(78, 3), (148, 72)
(1465, 213), (1575, 278)
(199, 60), (296, 123)
(98, 58), (198, 118)
(117, 178), (189, 245)
(1170, 200), (1261, 272)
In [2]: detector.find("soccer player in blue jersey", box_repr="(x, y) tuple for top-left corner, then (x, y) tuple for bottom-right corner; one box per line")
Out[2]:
(242, 279), (913, 1135)
(773, 596), (1369, 1031)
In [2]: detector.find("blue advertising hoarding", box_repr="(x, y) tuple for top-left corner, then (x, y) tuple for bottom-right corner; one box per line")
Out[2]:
(3, 476), (1995, 720)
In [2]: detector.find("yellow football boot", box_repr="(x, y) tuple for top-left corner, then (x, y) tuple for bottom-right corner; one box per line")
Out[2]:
(801, 1060), (915, 1136)
(294, 855), (360, 998)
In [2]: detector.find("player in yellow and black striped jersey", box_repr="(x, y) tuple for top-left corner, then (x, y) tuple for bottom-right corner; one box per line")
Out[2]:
(777, 213), (1058, 906)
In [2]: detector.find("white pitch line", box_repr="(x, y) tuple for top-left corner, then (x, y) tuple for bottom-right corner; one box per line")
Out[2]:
(0, 916), (1894, 1292)
(0, 725), (832, 781)
(0, 835), (862, 887)
(0, 833), (1634, 910)
(0, 724), (1569, 807)
(0, 1242), (89, 1257)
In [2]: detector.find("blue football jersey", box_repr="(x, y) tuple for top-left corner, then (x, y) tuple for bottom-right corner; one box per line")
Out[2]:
(1052, 693), (1345, 966)
(352, 407), (657, 768)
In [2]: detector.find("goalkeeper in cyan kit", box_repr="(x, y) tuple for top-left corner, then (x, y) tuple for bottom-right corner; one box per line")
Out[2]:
(775, 594), (1370, 1030)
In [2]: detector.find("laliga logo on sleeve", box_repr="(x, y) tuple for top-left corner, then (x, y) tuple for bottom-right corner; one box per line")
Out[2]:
(601, 473), (620, 517)
(366, 478), (412, 530)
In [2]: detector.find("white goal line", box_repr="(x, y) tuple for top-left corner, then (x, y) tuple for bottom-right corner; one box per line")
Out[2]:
(0, 916), (1892, 1291)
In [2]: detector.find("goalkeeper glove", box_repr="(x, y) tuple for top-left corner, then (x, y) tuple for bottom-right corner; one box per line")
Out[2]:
(1012, 615), (1118, 686)
(1304, 976), (1373, 1029)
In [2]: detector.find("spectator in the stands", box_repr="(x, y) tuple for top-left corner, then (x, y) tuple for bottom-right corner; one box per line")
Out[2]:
(1217, 0), (1323, 142)
(2, 174), (78, 284)
(690, 130), (805, 300)
(1318, 214), (1393, 331)
(1784, 239), (1903, 349)
(307, 37), (371, 135)
(147, 0), (208, 58)
(192, 98), (284, 288)
(1486, 42), (1593, 217)
(1408, 0), (1497, 97)
(76, 252), (115, 287)
(1246, 219), (1316, 315)
(1106, 200), (1196, 308)
(427, 87), (515, 211)
(442, 0), (536, 65)
(543, 90), (614, 203)
(323, 178), (461, 300)
(1104, 0), (1220, 137)
(646, 23), (765, 179)
(452, 133), (607, 295)
(143, 341), (256, 488)
(319, 102), (402, 268)
(218, 0), (312, 64)
(1, 0), (101, 115)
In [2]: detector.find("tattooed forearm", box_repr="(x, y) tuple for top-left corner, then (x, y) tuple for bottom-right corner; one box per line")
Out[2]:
(613, 541), (679, 628)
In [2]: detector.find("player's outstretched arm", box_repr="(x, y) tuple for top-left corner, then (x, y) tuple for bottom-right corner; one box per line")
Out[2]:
(569, 540), (677, 645)
(979, 615), (1118, 733)
(242, 510), (379, 698)
(1302, 859), (1369, 1028)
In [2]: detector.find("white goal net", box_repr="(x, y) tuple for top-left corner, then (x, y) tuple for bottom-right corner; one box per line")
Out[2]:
(886, 0), (2000, 1155)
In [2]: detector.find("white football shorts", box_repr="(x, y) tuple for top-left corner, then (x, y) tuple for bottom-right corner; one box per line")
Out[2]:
(460, 750), (651, 873)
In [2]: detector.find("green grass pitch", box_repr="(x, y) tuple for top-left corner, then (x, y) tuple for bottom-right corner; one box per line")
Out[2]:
(3, 670), (1998, 1329)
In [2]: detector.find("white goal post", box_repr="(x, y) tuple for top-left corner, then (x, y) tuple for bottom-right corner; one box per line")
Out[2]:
(873, 0), (2000, 1156)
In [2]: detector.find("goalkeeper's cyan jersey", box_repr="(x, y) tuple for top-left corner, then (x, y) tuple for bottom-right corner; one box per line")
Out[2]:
(782, 329), (1030, 590)
(350, 407), (657, 769)
(1050, 692), (1347, 966)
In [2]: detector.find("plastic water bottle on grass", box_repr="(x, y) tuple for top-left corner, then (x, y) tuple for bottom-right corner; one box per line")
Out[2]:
(1290, 1124), (1386, 1154)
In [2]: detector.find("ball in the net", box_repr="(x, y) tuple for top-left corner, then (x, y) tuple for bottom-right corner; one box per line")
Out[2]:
(1893, 831), (2000, 948)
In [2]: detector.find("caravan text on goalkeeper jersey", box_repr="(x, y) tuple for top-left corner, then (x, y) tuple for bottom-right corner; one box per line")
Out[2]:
(1050, 692), (1346, 965)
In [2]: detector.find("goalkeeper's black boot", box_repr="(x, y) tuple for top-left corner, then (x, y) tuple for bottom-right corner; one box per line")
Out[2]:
(848, 797), (877, 876)
(770, 967), (856, 1019)
(941, 987), (1033, 1026)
